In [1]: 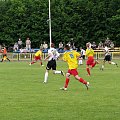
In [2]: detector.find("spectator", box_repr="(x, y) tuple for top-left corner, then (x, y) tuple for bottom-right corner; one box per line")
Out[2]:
(91, 41), (97, 50)
(26, 37), (31, 51)
(43, 41), (48, 50)
(13, 43), (18, 52)
(110, 42), (114, 49)
(98, 41), (103, 49)
(18, 38), (23, 49)
(58, 42), (63, 52)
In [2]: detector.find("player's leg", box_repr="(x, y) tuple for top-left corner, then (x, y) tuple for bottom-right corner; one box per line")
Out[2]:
(75, 75), (89, 90)
(52, 60), (65, 76)
(43, 69), (49, 83)
(6, 57), (10, 61)
(78, 57), (83, 65)
(86, 65), (91, 76)
(60, 73), (70, 90)
(30, 56), (37, 65)
(43, 61), (51, 83)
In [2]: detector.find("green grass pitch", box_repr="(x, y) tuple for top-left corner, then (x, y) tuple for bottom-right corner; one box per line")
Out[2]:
(0, 60), (120, 120)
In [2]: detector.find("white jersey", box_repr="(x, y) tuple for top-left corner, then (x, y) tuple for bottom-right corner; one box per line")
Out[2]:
(104, 46), (110, 56)
(48, 48), (60, 61)
(81, 49), (86, 56)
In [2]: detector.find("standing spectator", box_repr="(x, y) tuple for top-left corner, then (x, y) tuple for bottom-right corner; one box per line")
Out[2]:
(60, 45), (89, 91)
(13, 42), (18, 52)
(18, 38), (22, 49)
(43, 41), (48, 50)
(26, 37), (31, 50)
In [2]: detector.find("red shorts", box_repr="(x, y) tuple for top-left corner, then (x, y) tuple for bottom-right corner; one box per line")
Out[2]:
(68, 69), (78, 76)
(34, 56), (41, 61)
(86, 56), (94, 66)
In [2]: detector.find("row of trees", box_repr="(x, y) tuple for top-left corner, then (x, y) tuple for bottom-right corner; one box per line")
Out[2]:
(0, 0), (120, 48)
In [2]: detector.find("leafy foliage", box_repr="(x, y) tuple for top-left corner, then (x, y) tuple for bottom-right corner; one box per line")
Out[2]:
(0, 0), (120, 48)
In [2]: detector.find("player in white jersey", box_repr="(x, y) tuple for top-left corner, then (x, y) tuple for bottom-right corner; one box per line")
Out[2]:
(78, 47), (86, 65)
(100, 45), (118, 70)
(43, 43), (64, 83)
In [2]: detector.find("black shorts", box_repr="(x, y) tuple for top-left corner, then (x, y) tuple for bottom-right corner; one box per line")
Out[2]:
(3, 54), (7, 57)
(46, 59), (56, 70)
(104, 55), (111, 61)
(82, 55), (85, 60)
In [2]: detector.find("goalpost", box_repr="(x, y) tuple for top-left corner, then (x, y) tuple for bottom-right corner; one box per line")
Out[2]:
(49, 0), (52, 48)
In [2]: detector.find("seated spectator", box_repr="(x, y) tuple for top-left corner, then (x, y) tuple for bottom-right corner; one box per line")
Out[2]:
(91, 41), (97, 50)
(58, 42), (63, 52)
(98, 41), (103, 49)
(110, 42), (114, 49)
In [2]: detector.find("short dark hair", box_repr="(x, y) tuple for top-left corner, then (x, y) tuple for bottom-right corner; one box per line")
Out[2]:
(51, 43), (55, 48)
(64, 45), (70, 50)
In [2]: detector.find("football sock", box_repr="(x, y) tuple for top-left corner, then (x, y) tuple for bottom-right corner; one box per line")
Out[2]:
(64, 78), (70, 88)
(7, 58), (10, 61)
(40, 62), (43, 65)
(92, 62), (96, 67)
(111, 62), (116, 65)
(79, 78), (87, 84)
(44, 71), (48, 83)
(54, 70), (62, 74)
(31, 61), (36, 64)
(79, 60), (83, 65)
(86, 68), (90, 75)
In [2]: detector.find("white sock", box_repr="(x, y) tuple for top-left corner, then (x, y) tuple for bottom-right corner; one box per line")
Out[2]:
(79, 60), (82, 65)
(111, 62), (115, 65)
(44, 71), (48, 83)
(54, 70), (61, 74)
(102, 65), (104, 68)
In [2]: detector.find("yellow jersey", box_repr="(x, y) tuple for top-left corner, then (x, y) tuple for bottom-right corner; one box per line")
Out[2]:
(86, 48), (94, 57)
(63, 50), (80, 69)
(35, 50), (42, 57)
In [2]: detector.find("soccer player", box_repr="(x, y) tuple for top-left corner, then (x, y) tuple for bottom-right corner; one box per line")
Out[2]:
(100, 45), (118, 70)
(29, 47), (44, 66)
(43, 43), (64, 83)
(85, 42), (99, 76)
(1, 47), (10, 62)
(60, 45), (89, 91)
(78, 47), (86, 65)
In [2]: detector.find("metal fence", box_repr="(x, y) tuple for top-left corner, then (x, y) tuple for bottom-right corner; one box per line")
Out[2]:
(0, 51), (120, 61)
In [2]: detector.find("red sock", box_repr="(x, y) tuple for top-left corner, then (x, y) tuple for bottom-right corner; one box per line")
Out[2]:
(40, 62), (43, 65)
(92, 62), (96, 68)
(86, 68), (90, 75)
(31, 61), (35, 64)
(64, 78), (70, 88)
(79, 78), (87, 84)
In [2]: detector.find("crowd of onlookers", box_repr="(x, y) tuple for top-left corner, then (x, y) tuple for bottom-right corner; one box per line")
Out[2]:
(13, 37), (31, 52)
(91, 37), (115, 50)
(0, 37), (117, 54)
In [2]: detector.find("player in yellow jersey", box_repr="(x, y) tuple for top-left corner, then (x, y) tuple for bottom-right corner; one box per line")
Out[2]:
(29, 47), (44, 66)
(86, 42), (99, 76)
(60, 45), (89, 91)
